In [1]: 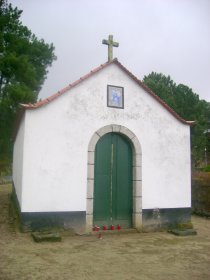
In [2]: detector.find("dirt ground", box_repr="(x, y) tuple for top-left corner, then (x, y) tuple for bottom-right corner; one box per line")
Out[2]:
(0, 184), (210, 280)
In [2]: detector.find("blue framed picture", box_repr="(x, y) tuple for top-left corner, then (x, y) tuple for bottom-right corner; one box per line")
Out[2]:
(107, 85), (124, 109)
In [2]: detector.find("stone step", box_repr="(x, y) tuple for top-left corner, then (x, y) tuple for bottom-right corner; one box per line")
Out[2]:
(31, 231), (62, 242)
(168, 229), (197, 236)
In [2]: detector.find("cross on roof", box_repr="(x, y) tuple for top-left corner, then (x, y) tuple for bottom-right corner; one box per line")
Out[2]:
(102, 35), (119, 62)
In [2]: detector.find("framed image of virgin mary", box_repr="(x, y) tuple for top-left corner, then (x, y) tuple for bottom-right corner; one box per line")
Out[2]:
(107, 85), (124, 109)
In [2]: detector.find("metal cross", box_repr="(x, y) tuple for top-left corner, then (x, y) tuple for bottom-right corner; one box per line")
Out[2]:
(102, 35), (119, 62)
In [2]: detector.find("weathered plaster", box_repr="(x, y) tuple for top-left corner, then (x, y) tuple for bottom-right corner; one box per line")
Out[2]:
(12, 114), (26, 207)
(13, 62), (191, 224)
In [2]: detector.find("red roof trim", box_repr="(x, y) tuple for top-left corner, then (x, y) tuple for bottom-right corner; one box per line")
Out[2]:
(113, 60), (194, 126)
(20, 58), (193, 126)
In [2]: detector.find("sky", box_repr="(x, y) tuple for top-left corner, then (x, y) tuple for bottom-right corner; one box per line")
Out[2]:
(10, 0), (210, 101)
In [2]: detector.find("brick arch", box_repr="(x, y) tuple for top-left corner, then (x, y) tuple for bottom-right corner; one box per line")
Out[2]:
(86, 124), (142, 232)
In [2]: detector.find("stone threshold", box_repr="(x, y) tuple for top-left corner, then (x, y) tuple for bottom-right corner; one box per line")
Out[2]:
(84, 228), (139, 236)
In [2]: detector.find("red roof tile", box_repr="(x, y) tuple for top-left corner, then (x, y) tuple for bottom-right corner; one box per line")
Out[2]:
(16, 58), (193, 138)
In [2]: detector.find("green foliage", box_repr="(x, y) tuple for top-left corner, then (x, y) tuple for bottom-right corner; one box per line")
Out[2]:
(143, 72), (210, 167)
(142, 72), (177, 109)
(0, 0), (56, 160)
(0, 157), (11, 176)
(203, 165), (210, 172)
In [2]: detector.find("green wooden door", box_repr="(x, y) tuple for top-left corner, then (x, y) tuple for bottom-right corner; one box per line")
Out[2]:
(93, 133), (132, 228)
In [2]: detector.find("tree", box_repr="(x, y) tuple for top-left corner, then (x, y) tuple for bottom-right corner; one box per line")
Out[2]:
(143, 72), (210, 167)
(142, 72), (176, 110)
(0, 0), (56, 159)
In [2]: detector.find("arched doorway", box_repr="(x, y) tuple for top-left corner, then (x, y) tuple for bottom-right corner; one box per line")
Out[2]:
(94, 132), (132, 228)
(86, 125), (142, 232)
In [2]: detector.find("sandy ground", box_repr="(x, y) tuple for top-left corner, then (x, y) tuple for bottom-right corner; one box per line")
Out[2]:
(0, 184), (210, 280)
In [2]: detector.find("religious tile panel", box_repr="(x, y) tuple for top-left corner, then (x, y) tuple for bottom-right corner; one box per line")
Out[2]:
(107, 85), (124, 109)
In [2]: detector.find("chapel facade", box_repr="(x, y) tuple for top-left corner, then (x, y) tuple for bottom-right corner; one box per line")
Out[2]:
(13, 55), (193, 233)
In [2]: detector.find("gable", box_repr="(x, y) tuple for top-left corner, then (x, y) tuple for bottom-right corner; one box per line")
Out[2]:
(21, 59), (193, 125)
(14, 59), (193, 140)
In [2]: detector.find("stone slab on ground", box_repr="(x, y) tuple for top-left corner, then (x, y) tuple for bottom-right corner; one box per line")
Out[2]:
(168, 228), (197, 236)
(31, 231), (62, 242)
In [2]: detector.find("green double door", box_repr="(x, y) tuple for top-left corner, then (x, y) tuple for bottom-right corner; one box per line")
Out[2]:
(93, 133), (133, 228)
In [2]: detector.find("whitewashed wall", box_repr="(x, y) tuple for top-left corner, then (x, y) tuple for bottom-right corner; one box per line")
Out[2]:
(13, 114), (26, 207)
(14, 63), (191, 212)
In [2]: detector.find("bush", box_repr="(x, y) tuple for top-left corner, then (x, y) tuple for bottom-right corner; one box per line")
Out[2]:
(203, 165), (210, 172)
(0, 158), (11, 176)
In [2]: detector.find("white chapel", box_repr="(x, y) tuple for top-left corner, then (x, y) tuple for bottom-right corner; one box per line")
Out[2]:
(12, 36), (193, 233)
